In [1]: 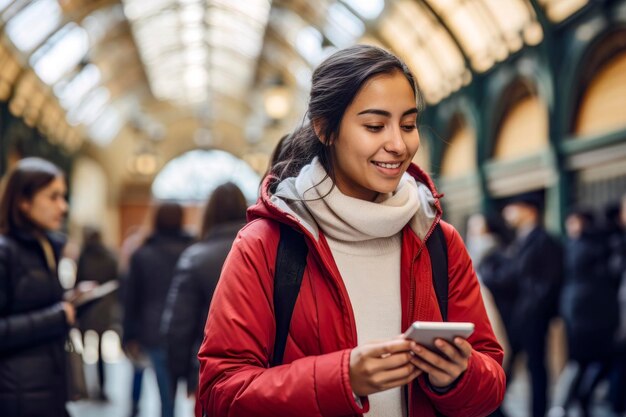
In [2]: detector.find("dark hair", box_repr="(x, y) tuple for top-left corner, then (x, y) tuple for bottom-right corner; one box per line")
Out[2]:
(82, 225), (102, 246)
(483, 210), (514, 246)
(271, 44), (424, 187)
(567, 207), (595, 229)
(261, 132), (296, 190)
(200, 182), (247, 240)
(153, 202), (184, 234)
(265, 133), (294, 180)
(0, 157), (64, 234)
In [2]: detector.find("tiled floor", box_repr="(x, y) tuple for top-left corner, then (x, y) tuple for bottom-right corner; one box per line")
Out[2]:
(67, 359), (194, 417)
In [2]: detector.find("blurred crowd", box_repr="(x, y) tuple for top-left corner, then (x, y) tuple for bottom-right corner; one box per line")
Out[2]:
(1, 155), (625, 417)
(467, 193), (626, 417)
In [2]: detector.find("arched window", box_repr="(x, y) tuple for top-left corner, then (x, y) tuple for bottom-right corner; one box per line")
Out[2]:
(569, 32), (626, 211)
(575, 50), (626, 137)
(152, 149), (261, 202)
(486, 80), (555, 198)
(441, 116), (476, 178)
(494, 92), (549, 161)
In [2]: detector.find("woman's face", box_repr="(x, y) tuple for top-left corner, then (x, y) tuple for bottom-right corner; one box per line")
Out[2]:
(328, 71), (420, 201)
(20, 176), (68, 231)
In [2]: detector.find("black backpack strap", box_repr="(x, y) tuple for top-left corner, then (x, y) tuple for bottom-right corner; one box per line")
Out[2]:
(426, 223), (448, 321)
(271, 223), (308, 367)
(426, 223), (449, 417)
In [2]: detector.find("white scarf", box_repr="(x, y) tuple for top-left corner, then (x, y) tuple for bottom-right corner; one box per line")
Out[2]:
(294, 158), (421, 242)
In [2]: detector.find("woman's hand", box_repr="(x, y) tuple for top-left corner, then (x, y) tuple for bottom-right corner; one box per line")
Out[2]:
(61, 301), (76, 326)
(410, 337), (472, 388)
(350, 338), (423, 396)
(64, 280), (98, 304)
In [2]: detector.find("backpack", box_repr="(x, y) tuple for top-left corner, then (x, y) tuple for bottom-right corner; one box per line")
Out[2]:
(271, 222), (449, 366)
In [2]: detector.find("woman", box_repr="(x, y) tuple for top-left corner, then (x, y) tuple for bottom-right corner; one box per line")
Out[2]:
(198, 45), (505, 417)
(75, 226), (118, 401)
(162, 182), (247, 413)
(0, 157), (75, 417)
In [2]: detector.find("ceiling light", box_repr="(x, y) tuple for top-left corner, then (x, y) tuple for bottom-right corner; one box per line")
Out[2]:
(263, 76), (291, 120)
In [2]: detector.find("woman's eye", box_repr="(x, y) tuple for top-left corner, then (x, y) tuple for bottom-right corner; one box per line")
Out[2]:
(365, 125), (383, 132)
(402, 124), (417, 132)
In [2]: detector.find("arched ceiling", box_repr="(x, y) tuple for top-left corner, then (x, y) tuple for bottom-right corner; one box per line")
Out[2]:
(0, 0), (589, 185)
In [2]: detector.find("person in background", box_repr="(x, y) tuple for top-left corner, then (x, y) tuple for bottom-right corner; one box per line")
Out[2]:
(198, 44), (505, 417)
(122, 202), (192, 417)
(466, 211), (515, 417)
(474, 211), (519, 378)
(74, 226), (118, 401)
(0, 157), (75, 417)
(609, 195), (626, 414)
(162, 182), (248, 416)
(118, 224), (148, 417)
(550, 209), (618, 417)
(500, 191), (563, 417)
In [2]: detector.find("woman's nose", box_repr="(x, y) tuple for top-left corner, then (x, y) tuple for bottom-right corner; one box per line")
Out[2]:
(384, 127), (407, 154)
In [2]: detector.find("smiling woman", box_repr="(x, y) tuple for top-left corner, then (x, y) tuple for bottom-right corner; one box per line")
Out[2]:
(328, 71), (420, 201)
(197, 45), (505, 417)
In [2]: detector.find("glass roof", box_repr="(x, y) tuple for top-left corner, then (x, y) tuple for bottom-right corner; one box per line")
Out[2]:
(122, 0), (271, 106)
(0, 0), (13, 12)
(324, 2), (365, 47)
(0, 0), (593, 150)
(380, 0), (469, 104)
(30, 23), (89, 85)
(54, 64), (102, 111)
(342, 0), (385, 20)
(377, 0), (545, 104)
(5, 0), (62, 53)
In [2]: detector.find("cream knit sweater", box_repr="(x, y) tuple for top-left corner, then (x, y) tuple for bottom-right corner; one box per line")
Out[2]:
(295, 159), (421, 417)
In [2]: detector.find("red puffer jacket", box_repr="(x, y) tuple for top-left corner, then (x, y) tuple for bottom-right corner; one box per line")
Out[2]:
(198, 164), (505, 417)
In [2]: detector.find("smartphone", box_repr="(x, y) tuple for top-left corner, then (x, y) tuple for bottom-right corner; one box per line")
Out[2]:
(404, 321), (474, 350)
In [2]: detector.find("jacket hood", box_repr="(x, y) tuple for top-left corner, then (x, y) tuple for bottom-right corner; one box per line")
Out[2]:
(248, 163), (443, 242)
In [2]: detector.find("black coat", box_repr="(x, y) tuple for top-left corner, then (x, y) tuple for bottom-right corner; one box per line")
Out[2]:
(122, 231), (192, 348)
(560, 234), (619, 361)
(75, 243), (118, 334)
(481, 226), (563, 346)
(0, 230), (69, 417)
(162, 222), (243, 392)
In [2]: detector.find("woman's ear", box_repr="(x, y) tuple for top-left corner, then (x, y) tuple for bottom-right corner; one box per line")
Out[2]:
(19, 199), (31, 214)
(312, 119), (333, 146)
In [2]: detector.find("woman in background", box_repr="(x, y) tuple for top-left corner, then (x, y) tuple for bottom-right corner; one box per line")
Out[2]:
(0, 157), (75, 417)
(162, 182), (248, 414)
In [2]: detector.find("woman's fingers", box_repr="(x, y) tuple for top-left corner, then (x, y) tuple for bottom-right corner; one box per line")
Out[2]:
(350, 338), (422, 396)
(372, 364), (423, 390)
(409, 354), (447, 379)
(433, 338), (464, 362)
(409, 338), (472, 388)
(452, 337), (472, 357)
(410, 347), (452, 375)
(365, 351), (415, 374)
(362, 339), (415, 358)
